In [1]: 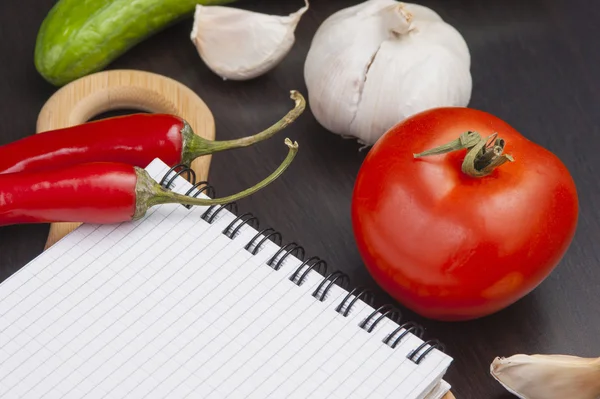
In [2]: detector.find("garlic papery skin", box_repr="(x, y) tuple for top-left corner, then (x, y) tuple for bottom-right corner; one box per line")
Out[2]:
(191, 1), (309, 81)
(490, 354), (600, 399)
(304, 0), (471, 146)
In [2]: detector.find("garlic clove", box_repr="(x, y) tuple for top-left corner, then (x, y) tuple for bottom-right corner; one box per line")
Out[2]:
(490, 354), (600, 399)
(191, 1), (309, 81)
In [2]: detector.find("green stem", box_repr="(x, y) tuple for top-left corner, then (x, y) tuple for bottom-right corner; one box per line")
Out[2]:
(413, 131), (482, 157)
(414, 131), (514, 178)
(180, 90), (306, 165)
(134, 138), (298, 219)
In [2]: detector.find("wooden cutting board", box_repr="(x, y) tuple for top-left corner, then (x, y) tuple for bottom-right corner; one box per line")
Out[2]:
(34, 69), (456, 399)
(35, 69), (215, 249)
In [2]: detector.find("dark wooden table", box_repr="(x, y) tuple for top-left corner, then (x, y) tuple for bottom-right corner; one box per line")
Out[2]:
(1, 0), (598, 397)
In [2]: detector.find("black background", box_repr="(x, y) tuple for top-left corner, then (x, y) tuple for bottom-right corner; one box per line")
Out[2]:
(1, 0), (599, 398)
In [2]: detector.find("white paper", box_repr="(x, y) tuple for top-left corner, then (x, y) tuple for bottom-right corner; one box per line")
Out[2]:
(0, 158), (452, 399)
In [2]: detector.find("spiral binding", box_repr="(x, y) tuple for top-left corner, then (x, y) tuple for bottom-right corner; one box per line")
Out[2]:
(223, 213), (259, 239)
(360, 304), (402, 333)
(158, 165), (447, 365)
(336, 287), (375, 317)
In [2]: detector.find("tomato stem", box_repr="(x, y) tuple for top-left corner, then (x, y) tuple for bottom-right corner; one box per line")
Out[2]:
(181, 91), (305, 165)
(412, 131), (482, 157)
(413, 131), (514, 177)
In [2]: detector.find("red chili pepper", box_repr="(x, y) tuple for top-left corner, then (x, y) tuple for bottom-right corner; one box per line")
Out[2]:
(0, 139), (298, 226)
(0, 91), (304, 174)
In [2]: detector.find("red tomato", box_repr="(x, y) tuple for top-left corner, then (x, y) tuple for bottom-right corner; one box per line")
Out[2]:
(351, 107), (578, 321)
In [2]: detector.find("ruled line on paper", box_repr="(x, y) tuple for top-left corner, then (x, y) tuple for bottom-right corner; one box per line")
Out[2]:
(0, 158), (451, 399)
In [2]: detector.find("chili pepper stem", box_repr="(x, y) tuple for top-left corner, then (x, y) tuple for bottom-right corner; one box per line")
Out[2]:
(133, 138), (299, 219)
(180, 90), (306, 165)
(413, 131), (514, 178)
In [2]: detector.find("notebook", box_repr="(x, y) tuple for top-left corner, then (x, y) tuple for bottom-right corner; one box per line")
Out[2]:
(0, 158), (453, 399)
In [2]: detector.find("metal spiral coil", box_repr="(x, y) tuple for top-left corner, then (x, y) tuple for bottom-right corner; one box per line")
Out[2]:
(157, 165), (446, 365)
(159, 163), (196, 190)
(185, 180), (215, 198)
(202, 203), (239, 224)
(182, 181), (216, 209)
(159, 164), (215, 210)
(158, 164), (238, 220)
(222, 213), (259, 238)
(359, 304), (402, 333)
(289, 256), (326, 286)
(312, 271), (350, 302)
(245, 228), (283, 255)
(407, 339), (446, 365)
(269, 243), (306, 272)
(335, 287), (375, 317)
(383, 322), (425, 349)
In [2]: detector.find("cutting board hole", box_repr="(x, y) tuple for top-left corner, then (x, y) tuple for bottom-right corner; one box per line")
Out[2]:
(89, 109), (149, 122)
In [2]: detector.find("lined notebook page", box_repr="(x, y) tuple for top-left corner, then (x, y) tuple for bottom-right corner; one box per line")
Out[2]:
(0, 158), (452, 399)
(424, 381), (452, 399)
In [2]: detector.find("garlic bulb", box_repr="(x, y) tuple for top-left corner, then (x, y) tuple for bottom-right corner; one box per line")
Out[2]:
(191, 1), (309, 81)
(491, 354), (600, 399)
(304, 0), (472, 146)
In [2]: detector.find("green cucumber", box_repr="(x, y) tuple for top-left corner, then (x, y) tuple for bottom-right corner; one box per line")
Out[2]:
(34, 0), (236, 86)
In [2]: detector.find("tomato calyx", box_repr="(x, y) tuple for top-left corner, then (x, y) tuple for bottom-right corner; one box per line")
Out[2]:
(413, 131), (515, 178)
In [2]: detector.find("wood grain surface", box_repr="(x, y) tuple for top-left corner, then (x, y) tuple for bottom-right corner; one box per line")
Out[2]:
(1, 1), (598, 398)
(35, 69), (215, 249)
